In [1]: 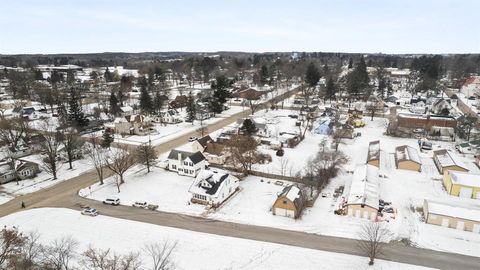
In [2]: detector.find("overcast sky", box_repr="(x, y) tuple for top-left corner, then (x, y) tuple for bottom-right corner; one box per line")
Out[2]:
(0, 0), (478, 55)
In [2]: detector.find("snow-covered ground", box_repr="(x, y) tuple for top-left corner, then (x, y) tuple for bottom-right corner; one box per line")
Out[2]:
(0, 154), (94, 205)
(336, 117), (480, 257)
(112, 106), (246, 146)
(83, 117), (480, 257)
(0, 208), (434, 270)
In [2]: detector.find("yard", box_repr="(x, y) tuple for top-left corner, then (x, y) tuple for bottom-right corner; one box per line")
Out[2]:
(0, 208), (433, 270)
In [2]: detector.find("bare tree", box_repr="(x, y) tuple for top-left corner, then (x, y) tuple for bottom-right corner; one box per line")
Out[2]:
(0, 228), (27, 268)
(357, 222), (391, 265)
(143, 241), (177, 270)
(40, 129), (63, 180)
(135, 142), (157, 173)
(225, 134), (260, 175)
(12, 231), (42, 270)
(278, 156), (291, 177)
(0, 117), (31, 149)
(59, 128), (83, 170)
(244, 91), (263, 115)
(104, 145), (135, 185)
(40, 236), (78, 270)
(88, 145), (107, 185)
(81, 246), (141, 270)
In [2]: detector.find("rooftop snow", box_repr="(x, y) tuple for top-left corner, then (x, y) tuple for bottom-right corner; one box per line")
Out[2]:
(347, 164), (379, 210)
(426, 200), (480, 222)
(434, 149), (469, 170)
(449, 171), (480, 188)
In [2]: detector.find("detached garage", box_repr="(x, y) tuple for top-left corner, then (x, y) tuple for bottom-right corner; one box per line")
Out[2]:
(423, 200), (480, 233)
(272, 185), (306, 219)
(346, 164), (379, 221)
(443, 170), (480, 199)
(433, 149), (469, 174)
(395, 145), (422, 172)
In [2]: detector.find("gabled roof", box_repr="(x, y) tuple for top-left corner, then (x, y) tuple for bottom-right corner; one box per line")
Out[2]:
(196, 135), (213, 148)
(395, 145), (421, 165)
(204, 142), (225, 156)
(189, 151), (206, 164)
(189, 169), (235, 197)
(277, 185), (305, 210)
(168, 149), (194, 161)
(433, 149), (469, 171)
(347, 164), (379, 210)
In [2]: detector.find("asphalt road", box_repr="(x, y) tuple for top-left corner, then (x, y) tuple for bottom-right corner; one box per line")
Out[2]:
(1, 87), (479, 269)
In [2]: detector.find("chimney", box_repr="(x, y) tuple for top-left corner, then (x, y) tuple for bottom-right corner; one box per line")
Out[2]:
(178, 152), (182, 163)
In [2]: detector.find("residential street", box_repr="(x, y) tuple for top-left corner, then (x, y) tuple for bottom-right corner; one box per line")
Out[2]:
(1, 87), (479, 270)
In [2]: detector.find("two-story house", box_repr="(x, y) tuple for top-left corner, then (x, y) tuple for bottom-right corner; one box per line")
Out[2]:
(167, 150), (207, 177)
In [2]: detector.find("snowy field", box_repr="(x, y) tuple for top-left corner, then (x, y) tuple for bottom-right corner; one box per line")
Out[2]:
(0, 208), (435, 270)
(112, 106), (246, 146)
(0, 154), (94, 205)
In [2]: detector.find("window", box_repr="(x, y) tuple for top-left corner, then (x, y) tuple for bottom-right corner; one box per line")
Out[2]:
(283, 200), (287, 204)
(172, 165), (176, 170)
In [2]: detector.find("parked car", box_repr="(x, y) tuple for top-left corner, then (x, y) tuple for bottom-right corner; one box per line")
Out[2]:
(132, 201), (148, 208)
(147, 204), (159, 211)
(81, 208), (98, 216)
(188, 136), (198, 142)
(103, 198), (120, 205)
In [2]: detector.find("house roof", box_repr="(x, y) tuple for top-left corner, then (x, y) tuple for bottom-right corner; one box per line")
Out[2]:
(433, 149), (469, 171)
(448, 171), (480, 188)
(189, 169), (235, 197)
(367, 140), (380, 162)
(168, 149), (205, 164)
(204, 142), (225, 156)
(168, 150), (194, 161)
(277, 185), (304, 210)
(189, 151), (206, 164)
(347, 164), (379, 210)
(425, 199), (480, 223)
(395, 145), (421, 164)
(196, 135), (213, 148)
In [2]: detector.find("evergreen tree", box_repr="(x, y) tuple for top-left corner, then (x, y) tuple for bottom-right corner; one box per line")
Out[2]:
(346, 56), (370, 96)
(66, 70), (75, 85)
(104, 68), (113, 82)
(109, 91), (120, 116)
(186, 92), (196, 124)
(259, 65), (269, 86)
(241, 119), (257, 135)
(101, 130), (114, 148)
(325, 76), (336, 101)
(68, 88), (88, 128)
(305, 62), (321, 87)
(348, 58), (353, 69)
(209, 75), (231, 114)
(139, 85), (153, 114)
(153, 92), (166, 114)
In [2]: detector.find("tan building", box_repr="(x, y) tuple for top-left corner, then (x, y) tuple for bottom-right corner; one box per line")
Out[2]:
(346, 164), (379, 221)
(395, 145), (422, 172)
(433, 149), (469, 174)
(423, 200), (480, 233)
(272, 185), (305, 219)
(443, 170), (480, 199)
(367, 140), (380, 167)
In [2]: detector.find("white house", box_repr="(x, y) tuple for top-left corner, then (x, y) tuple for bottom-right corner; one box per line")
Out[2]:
(188, 169), (239, 207)
(167, 150), (207, 177)
(153, 109), (182, 124)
